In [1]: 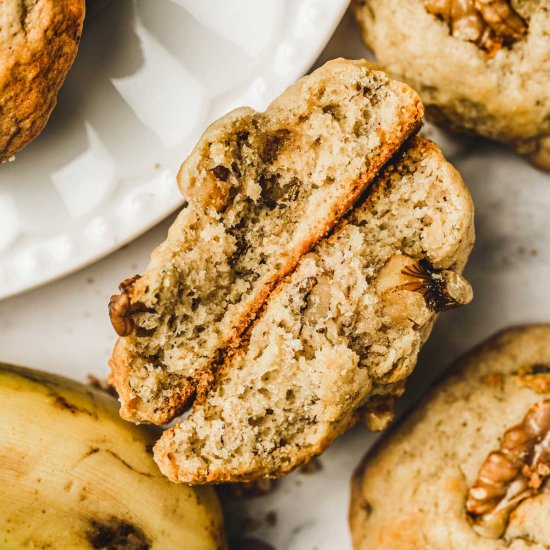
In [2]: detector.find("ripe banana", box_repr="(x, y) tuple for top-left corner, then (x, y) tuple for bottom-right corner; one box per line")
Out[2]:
(0, 363), (225, 549)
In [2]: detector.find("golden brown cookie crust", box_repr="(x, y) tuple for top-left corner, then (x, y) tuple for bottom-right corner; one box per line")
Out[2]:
(350, 325), (550, 549)
(0, 0), (85, 162)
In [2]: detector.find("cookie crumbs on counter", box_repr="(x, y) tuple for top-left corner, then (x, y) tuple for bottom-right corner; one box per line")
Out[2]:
(299, 457), (323, 474)
(482, 372), (504, 388)
(221, 478), (277, 498)
(265, 511), (277, 527)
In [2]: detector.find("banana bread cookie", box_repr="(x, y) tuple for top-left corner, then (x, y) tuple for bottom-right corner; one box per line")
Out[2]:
(350, 325), (550, 549)
(108, 59), (424, 425)
(354, 0), (550, 170)
(153, 137), (474, 484)
(0, 0), (85, 162)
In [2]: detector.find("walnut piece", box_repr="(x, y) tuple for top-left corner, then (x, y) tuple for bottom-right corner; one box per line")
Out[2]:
(185, 166), (233, 212)
(466, 400), (550, 539)
(515, 364), (550, 394)
(359, 382), (406, 431)
(377, 255), (473, 313)
(360, 397), (396, 431)
(109, 275), (149, 337)
(424, 0), (527, 57)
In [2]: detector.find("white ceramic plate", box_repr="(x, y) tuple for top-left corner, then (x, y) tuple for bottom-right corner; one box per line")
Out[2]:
(0, 0), (350, 300)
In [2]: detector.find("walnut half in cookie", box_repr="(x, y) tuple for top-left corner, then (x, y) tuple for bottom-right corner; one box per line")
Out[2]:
(466, 400), (550, 539)
(0, 0), (85, 162)
(350, 326), (550, 550)
(423, 0), (527, 57)
(153, 137), (474, 484)
(354, 0), (550, 170)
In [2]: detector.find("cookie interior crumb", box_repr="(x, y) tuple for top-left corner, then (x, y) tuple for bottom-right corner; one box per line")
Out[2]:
(153, 137), (474, 483)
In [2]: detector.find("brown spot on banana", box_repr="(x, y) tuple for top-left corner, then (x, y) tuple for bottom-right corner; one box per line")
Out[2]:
(78, 447), (154, 479)
(50, 391), (97, 418)
(87, 517), (150, 550)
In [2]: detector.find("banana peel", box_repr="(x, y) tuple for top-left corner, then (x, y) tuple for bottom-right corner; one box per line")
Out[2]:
(0, 363), (225, 549)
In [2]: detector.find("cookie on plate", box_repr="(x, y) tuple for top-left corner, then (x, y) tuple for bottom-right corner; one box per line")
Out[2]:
(108, 59), (424, 425)
(354, 0), (550, 170)
(153, 136), (474, 484)
(0, 0), (85, 162)
(350, 325), (550, 549)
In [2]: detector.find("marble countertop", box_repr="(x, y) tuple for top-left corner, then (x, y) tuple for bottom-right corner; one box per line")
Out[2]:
(1, 8), (549, 550)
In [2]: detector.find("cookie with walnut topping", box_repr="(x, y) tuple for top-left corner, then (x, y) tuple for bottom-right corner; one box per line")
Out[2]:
(0, 0), (85, 162)
(350, 325), (550, 549)
(354, 0), (550, 170)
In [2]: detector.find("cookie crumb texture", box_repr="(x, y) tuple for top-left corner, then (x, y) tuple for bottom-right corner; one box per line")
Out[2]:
(350, 326), (550, 549)
(354, 0), (550, 170)
(153, 137), (474, 483)
(0, 0), (85, 161)
(109, 59), (424, 424)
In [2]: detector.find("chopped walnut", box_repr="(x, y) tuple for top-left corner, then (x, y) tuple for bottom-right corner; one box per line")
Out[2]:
(359, 382), (406, 431)
(466, 400), (550, 538)
(515, 364), (550, 394)
(482, 372), (504, 388)
(298, 274), (344, 359)
(185, 166), (233, 212)
(377, 255), (473, 314)
(360, 397), (396, 431)
(109, 275), (150, 337)
(424, 0), (527, 57)
(302, 274), (332, 322)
